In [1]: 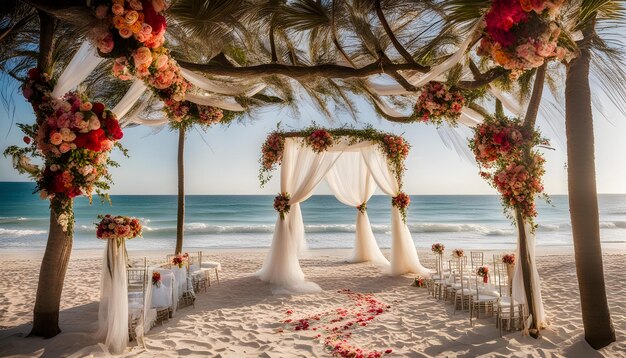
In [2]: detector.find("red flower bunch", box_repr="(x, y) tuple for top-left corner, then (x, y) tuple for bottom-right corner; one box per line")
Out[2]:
(502, 253), (515, 265)
(261, 132), (285, 170)
(307, 129), (334, 153)
(197, 105), (224, 126)
(96, 214), (142, 241)
(172, 255), (185, 268)
(452, 249), (464, 258)
(477, 266), (489, 283)
(274, 192), (291, 220)
(392, 192), (410, 223)
(470, 116), (526, 167)
(382, 135), (410, 163)
(392, 192), (410, 210)
(152, 271), (161, 287)
(431, 243), (445, 254)
(414, 81), (465, 125)
(412, 276), (425, 287)
(478, 0), (571, 77)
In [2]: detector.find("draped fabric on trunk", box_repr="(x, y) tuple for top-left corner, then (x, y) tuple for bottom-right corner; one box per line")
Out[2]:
(326, 152), (388, 266)
(512, 221), (548, 331)
(361, 146), (431, 276)
(257, 138), (430, 294)
(97, 239), (129, 354)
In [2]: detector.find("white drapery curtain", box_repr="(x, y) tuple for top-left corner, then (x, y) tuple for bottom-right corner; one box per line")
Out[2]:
(325, 152), (388, 266)
(257, 138), (344, 294)
(52, 42), (103, 98)
(96, 239), (129, 355)
(360, 146), (431, 276)
(512, 221), (548, 332)
(258, 138), (431, 294)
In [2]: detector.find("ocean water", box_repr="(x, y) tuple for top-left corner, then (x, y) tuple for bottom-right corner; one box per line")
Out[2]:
(1, 182), (625, 251)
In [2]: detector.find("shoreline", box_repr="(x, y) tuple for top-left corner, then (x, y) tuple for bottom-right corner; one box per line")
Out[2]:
(2, 244), (626, 260)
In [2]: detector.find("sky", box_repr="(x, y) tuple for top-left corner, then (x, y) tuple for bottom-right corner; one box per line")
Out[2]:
(1, 81), (625, 196)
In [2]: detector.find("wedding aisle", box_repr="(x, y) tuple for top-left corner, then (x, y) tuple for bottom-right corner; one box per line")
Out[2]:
(1, 248), (625, 357)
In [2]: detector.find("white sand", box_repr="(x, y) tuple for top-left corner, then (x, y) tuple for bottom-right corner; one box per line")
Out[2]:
(0, 247), (625, 357)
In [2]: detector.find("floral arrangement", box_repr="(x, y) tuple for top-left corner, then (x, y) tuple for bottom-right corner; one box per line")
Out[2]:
(274, 192), (291, 220)
(89, 0), (225, 128)
(281, 289), (393, 358)
(306, 129), (334, 153)
(4, 68), (125, 233)
(391, 192), (410, 223)
(357, 202), (367, 214)
(172, 254), (185, 268)
(477, 266), (489, 283)
(411, 276), (425, 287)
(152, 271), (161, 287)
(452, 249), (464, 258)
(469, 115), (548, 227)
(96, 215), (142, 242)
(414, 81), (465, 125)
(259, 126), (410, 189)
(477, 0), (573, 79)
(493, 155), (546, 218)
(470, 116), (527, 167)
(431, 243), (445, 255)
(260, 132), (285, 176)
(502, 253), (515, 265)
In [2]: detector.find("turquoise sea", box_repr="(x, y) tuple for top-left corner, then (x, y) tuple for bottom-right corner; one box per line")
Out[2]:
(1, 182), (625, 251)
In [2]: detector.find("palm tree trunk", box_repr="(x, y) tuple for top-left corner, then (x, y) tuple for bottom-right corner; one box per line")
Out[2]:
(175, 127), (185, 254)
(564, 19), (615, 350)
(518, 63), (546, 338)
(30, 206), (73, 337)
(28, 11), (70, 339)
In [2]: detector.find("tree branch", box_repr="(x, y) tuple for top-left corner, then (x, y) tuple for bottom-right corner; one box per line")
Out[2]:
(0, 13), (36, 43)
(374, 0), (415, 64)
(177, 59), (430, 80)
(523, 63), (547, 129)
(458, 67), (507, 89)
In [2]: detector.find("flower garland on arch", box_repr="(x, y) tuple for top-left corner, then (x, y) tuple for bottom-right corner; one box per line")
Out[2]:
(4, 68), (126, 233)
(259, 126), (410, 190)
(414, 81), (465, 125)
(88, 0), (226, 129)
(469, 115), (549, 227)
(477, 0), (574, 79)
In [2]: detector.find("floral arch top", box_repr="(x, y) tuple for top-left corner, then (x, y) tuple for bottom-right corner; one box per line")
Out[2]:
(259, 125), (410, 184)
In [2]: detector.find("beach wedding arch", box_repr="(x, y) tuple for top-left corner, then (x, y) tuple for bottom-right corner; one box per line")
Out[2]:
(256, 126), (430, 294)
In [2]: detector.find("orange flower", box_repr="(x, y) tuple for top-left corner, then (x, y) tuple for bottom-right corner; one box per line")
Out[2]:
(493, 48), (510, 66)
(113, 15), (125, 29)
(520, 0), (533, 12)
(130, 20), (143, 34)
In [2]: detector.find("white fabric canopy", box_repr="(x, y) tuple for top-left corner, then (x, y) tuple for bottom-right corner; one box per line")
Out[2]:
(257, 137), (430, 294)
(512, 221), (547, 332)
(52, 42), (103, 98)
(326, 152), (389, 266)
(96, 240), (129, 354)
(360, 146), (431, 276)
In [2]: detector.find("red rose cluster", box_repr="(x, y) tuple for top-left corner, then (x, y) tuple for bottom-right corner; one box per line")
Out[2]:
(382, 135), (409, 163)
(471, 116), (526, 167)
(478, 0), (570, 78)
(307, 129), (334, 153)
